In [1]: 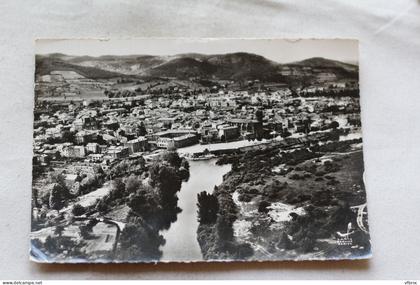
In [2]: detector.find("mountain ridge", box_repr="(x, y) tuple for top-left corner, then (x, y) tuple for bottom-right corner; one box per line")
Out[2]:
(36, 52), (358, 82)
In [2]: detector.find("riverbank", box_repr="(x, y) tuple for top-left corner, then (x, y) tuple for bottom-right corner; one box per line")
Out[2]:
(196, 139), (370, 261)
(178, 128), (358, 160)
(159, 159), (231, 261)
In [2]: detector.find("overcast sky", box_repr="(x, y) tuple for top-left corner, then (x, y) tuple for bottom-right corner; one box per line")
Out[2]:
(36, 38), (358, 64)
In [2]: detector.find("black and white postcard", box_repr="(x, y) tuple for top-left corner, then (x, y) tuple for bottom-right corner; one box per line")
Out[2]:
(31, 38), (371, 263)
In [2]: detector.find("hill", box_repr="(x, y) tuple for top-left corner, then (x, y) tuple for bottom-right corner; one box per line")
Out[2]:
(291, 57), (358, 72)
(36, 53), (358, 83)
(146, 52), (284, 82)
(35, 55), (125, 79)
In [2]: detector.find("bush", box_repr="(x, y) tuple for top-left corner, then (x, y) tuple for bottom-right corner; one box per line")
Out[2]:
(49, 183), (68, 210)
(125, 175), (142, 194)
(79, 225), (92, 239)
(86, 219), (99, 230)
(109, 157), (146, 178)
(258, 200), (271, 213)
(238, 193), (253, 202)
(109, 178), (126, 200)
(95, 199), (110, 214)
(72, 204), (85, 216)
(79, 174), (100, 195)
(330, 121), (339, 129)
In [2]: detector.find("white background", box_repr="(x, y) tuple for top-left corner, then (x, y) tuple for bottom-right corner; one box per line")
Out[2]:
(1, 0), (420, 280)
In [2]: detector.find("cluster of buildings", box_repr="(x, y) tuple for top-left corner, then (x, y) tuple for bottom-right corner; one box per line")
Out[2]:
(33, 79), (361, 173)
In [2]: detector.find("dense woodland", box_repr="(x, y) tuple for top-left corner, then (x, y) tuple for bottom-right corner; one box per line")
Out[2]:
(32, 150), (190, 261)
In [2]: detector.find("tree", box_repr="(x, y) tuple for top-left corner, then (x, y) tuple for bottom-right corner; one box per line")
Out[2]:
(282, 129), (292, 138)
(86, 219), (98, 230)
(178, 167), (190, 181)
(258, 200), (271, 213)
(216, 215), (234, 245)
(128, 186), (158, 219)
(304, 118), (312, 134)
(149, 164), (182, 207)
(49, 173), (68, 190)
(118, 222), (164, 261)
(72, 204), (85, 216)
(79, 224), (93, 239)
(95, 198), (110, 214)
(330, 121), (339, 129)
(125, 175), (142, 194)
(54, 225), (64, 237)
(109, 178), (126, 200)
(109, 157), (146, 177)
(79, 174), (99, 195)
(197, 191), (219, 224)
(138, 122), (147, 136)
(49, 183), (68, 210)
(162, 150), (182, 168)
(255, 109), (264, 141)
(180, 158), (190, 171)
(62, 130), (75, 143)
(94, 165), (104, 175)
(255, 109), (264, 122)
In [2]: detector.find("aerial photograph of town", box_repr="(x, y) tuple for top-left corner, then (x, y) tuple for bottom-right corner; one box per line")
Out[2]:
(30, 39), (371, 263)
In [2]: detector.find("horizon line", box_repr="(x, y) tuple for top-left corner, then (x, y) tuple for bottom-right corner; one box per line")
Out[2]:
(36, 52), (359, 65)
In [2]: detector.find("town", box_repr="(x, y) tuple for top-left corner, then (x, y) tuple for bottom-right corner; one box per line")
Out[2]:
(31, 51), (369, 262)
(34, 72), (361, 166)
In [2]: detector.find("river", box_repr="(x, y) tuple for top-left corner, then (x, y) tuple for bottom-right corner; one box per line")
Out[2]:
(177, 139), (269, 155)
(159, 159), (231, 261)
